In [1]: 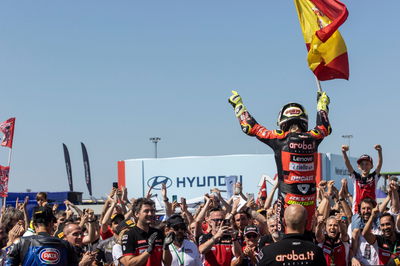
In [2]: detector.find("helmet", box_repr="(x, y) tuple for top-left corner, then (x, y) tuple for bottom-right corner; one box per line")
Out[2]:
(277, 103), (308, 131)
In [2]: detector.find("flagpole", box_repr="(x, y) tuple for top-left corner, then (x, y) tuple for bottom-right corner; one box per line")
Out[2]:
(2, 148), (12, 207)
(315, 76), (323, 92)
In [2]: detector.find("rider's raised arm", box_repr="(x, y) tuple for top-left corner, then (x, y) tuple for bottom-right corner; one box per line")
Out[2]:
(228, 91), (287, 145)
(313, 91), (332, 138)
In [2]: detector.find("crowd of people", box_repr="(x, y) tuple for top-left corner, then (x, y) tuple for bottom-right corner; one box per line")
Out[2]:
(0, 148), (398, 266)
(0, 92), (398, 265)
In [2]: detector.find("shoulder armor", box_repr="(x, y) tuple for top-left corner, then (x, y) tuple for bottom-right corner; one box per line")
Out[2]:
(274, 130), (284, 135)
(310, 129), (321, 136)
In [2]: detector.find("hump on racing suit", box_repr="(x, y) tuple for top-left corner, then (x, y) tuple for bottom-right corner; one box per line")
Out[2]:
(5, 233), (78, 266)
(236, 108), (331, 232)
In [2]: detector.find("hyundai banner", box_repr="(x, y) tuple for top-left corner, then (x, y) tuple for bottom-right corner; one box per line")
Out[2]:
(119, 154), (278, 200)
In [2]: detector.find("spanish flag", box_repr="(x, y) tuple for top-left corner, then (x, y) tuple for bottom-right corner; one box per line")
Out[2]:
(294, 0), (349, 81)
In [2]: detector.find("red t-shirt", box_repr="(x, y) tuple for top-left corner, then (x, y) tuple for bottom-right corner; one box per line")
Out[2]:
(198, 233), (233, 266)
(121, 226), (164, 266)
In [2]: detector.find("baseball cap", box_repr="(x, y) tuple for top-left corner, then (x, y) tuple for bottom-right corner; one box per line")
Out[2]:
(111, 213), (125, 224)
(115, 218), (135, 235)
(244, 225), (260, 236)
(357, 154), (373, 166)
(167, 214), (185, 227)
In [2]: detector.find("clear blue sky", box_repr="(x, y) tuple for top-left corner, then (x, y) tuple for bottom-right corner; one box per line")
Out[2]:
(0, 1), (398, 198)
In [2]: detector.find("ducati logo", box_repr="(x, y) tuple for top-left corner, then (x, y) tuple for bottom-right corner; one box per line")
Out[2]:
(297, 184), (310, 194)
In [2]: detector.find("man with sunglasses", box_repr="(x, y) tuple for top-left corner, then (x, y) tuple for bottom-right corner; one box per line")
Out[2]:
(199, 208), (242, 266)
(164, 215), (202, 266)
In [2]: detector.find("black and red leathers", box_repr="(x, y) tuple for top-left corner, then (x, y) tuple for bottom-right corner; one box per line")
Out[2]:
(235, 108), (331, 232)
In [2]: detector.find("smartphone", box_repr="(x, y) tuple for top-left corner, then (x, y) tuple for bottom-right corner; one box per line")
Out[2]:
(223, 219), (231, 226)
(172, 195), (177, 202)
(246, 193), (254, 200)
(112, 182), (118, 189)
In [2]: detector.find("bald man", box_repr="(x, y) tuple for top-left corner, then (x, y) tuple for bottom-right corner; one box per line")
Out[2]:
(257, 205), (326, 266)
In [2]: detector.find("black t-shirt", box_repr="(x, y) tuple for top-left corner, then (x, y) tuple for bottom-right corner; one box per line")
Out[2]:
(258, 235), (274, 250)
(257, 233), (327, 266)
(121, 226), (164, 266)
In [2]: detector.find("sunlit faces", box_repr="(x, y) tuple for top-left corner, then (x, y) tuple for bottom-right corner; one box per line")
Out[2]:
(360, 202), (373, 222)
(135, 204), (156, 225)
(325, 217), (339, 239)
(380, 215), (395, 239)
(358, 160), (373, 175)
(234, 213), (249, 231)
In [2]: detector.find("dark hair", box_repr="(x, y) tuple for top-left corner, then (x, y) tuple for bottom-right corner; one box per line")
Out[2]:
(36, 192), (48, 201)
(132, 198), (155, 215)
(33, 206), (56, 227)
(380, 213), (395, 224)
(358, 197), (377, 211)
(235, 210), (251, 219)
(207, 207), (223, 217)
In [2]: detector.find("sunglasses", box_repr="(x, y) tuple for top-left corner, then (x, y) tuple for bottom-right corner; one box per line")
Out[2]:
(246, 234), (258, 239)
(211, 219), (224, 223)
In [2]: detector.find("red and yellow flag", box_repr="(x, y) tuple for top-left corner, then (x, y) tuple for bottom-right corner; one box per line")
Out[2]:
(294, 0), (349, 81)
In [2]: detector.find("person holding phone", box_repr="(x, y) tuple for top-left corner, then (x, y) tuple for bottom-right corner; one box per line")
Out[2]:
(198, 208), (242, 266)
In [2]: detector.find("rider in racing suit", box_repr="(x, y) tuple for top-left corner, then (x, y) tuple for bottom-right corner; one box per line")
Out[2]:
(5, 207), (78, 266)
(229, 90), (331, 233)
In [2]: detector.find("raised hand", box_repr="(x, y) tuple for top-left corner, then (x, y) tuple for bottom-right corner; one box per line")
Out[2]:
(163, 232), (175, 249)
(374, 144), (382, 151)
(146, 232), (159, 254)
(228, 91), (247, 117)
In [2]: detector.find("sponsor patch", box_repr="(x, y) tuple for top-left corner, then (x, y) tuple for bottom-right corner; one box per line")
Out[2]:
(289, 162), (314, 172)
(284, 107), (303, 116)
(297, 184), (310, 194)
(290, 155), (314, 163)
(287, 175), (315, 182)
(39, 248), (60, 264)
(275, 250), (315, 261)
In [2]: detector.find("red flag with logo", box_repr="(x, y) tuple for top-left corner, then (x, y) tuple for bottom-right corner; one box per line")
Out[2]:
(0, 118), (15, 148)
(0, 166), (10, 197)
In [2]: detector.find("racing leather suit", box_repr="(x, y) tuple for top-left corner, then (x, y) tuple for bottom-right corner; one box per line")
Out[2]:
(5, 232), (78, 266)
(236, 109), (331, 232)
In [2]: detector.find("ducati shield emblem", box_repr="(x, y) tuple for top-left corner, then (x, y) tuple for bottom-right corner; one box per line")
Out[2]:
(297, 184), (310, 194)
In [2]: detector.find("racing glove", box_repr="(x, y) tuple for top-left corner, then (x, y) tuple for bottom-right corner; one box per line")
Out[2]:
(163, 232), (175, 250)
(228, 90), (247, 117)
(317, 91), (330, 113)
(146, 232), (159, 254)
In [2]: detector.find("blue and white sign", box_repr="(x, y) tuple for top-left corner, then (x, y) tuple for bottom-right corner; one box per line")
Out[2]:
(123, 154), (278, 199)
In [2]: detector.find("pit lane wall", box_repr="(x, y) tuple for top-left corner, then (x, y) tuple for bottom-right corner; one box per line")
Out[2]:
(118, 153), (357, 200)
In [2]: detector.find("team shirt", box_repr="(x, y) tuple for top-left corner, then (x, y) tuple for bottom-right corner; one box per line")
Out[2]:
(375, 233), (400, 265)
(318, 236), (349, 266)
(351, 170), (380, 213)
(198, 233), (234, 266)
(121, 226), (164, 266)
(257, 233), (327, 266)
